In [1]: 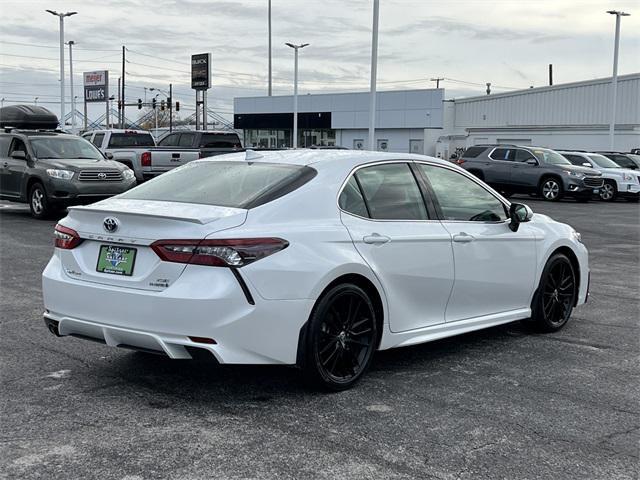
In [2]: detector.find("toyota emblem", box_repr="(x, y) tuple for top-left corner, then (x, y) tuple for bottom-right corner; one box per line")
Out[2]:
(97, 172), (107, 180)
(103, 217), (119, 233)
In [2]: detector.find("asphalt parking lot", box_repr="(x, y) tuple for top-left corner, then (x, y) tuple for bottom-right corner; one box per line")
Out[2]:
(1, 196), (638, 480)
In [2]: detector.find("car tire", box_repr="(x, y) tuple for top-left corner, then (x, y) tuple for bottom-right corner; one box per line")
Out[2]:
(300, 283), (378, 391)
(529, 253), (577, 333)
(540, 177), (564, 202)
(29, 182), (52, 219)
(599, 180), (617, 202)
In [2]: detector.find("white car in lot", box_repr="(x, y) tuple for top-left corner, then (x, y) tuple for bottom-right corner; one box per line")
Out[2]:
(559, 151), (640, 202)
(42, 150), (589, 390)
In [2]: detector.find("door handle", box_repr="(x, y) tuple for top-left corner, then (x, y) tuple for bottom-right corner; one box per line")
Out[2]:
(453, 232), (475, 243)
(363, 233), (390, 245)
(2, 162), (8, 168)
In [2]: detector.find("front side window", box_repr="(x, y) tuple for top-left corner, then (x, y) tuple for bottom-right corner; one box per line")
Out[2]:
(515, 149), (537, 162)
(532, 148), (571, 165)
(418, 164), (508, 222)
(588, 154), (621, 169)
(338, 175), (368, 218)
(354, 163), (428, 220)
(92, 133), (105, 148)
(158, 133), (180, 146)
(178, 133), (196, 147)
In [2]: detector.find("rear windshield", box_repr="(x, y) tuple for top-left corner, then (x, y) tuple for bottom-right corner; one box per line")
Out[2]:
(200, 133), (242, 149)
(108, 132), (155, 148)
(118, 161), (317, 208)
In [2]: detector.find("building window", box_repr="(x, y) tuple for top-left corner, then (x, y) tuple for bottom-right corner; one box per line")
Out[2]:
(353, 139), (364, 150)
(377, 139), (389, 152)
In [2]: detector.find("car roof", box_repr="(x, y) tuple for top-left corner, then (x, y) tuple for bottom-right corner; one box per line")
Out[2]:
(200, 148), (453, 171)
(0, 130), (77, 138)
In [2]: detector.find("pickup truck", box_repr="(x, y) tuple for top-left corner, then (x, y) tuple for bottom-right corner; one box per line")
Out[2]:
(82, 129), (200, 182)
(156, 130), (243, 158)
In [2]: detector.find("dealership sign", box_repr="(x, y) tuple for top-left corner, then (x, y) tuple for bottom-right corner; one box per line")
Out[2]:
(84, 70), (109, 103)
(191, 53), (211, 90)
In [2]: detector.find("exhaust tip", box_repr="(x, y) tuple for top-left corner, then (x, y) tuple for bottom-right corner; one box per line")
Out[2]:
(44, 317), (61, 337)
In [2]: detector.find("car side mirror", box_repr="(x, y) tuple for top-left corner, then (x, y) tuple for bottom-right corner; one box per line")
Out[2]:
(525, 158), (538, 166)
(582, 162), (592, 167)
(104, 152), (114, 160)
(11, 151), (27, 160)
(508, 203), (533, 232)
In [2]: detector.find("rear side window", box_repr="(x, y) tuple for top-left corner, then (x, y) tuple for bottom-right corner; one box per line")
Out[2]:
(200, 133), (242, 149)
(462, 146), (486, 158)
(178, 133), (196, 147)
(339, 176), (368, 218)
(108, 133), (155, 148)
(119, 161), (317, 209)
(354, 163), (428, 220)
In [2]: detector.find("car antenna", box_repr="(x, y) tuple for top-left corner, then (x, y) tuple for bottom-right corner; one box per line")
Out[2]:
(245, 149), (263, 161)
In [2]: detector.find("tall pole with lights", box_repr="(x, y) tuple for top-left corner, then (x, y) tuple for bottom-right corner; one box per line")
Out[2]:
(268, 0), (272, 96)
(67, 40), (76, 133)
(368, 0), (380, 150)
(607, 10), (630, 150)
(285, 42), (309, 148)
(46, 9), (76, 128)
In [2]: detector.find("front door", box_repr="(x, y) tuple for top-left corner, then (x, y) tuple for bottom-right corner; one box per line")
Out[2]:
(3, 138), (29, 197)
(416, 162), (538, 322)
(339, 162), (454, 332)
(510, 149), (542, 191)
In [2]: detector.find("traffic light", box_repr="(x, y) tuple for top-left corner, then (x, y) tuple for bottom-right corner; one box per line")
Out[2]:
(137, 99), (142, 110)
(160, 100), (165, 111)
(151, 98), (156, 109)
(117, 100), (122, 110)
(175, 101), (180, 112)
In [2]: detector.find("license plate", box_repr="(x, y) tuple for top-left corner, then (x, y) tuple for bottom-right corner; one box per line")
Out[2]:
(96, 245), (137, 276)
(593, 189), (599, 194)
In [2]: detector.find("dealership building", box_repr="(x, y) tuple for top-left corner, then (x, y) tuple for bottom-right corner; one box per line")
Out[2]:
(233, 72), (639, 156)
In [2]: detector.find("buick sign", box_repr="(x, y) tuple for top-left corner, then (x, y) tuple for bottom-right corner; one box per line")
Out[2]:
(191, 53), (211, 90)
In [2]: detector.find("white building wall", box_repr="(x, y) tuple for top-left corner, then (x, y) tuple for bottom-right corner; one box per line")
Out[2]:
(339, 128), (427, 154)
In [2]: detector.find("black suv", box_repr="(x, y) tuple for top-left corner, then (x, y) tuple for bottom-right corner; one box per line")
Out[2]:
(0, 106), (136, 218)
(458, 145), (604, 201)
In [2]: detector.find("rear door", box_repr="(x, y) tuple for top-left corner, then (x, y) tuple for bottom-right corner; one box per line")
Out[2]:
(416, 163), (537, 322)
(339, 162), (454, 332)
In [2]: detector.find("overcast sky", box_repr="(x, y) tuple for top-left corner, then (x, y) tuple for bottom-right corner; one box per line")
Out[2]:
(0, 0), (638, 123)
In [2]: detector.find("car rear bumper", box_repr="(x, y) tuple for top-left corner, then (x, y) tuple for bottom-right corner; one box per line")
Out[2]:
(42, 255), (313, 364)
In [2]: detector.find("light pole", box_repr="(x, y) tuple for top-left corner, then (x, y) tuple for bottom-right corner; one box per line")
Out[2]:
(153, 93), (160, 133)
(268, 0), (272, 96)
(285, 42), (309, 148)
(46, 9), (77, 128)
(607, 10), (630, 150)
(368, 0), (380, 150)
(67, 40), (76, 133)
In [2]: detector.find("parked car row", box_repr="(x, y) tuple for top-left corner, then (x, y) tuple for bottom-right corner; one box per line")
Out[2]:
(456, 144), (639, 202)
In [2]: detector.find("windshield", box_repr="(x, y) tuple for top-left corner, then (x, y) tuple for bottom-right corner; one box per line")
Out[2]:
(532, 149), (571, 165)
(108, 132), (155, 148)
(588, 154), (621, 169)
(31, 137), (104, 160)
(119, 161), (317, 208)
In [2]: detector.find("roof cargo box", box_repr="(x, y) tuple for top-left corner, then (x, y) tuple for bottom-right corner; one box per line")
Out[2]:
(0, 105), (59, 130)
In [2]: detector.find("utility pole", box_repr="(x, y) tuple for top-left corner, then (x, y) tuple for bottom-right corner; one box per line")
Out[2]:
(607, 10), (630, 150)
(68, 40), (76, 133)
(169, 83), (173, 132)
(548, 64), (553, 86)
(268, 0), (272, 96)
(368, 0), (380, 150)
(117, 77), (121, 128)
(121, 45), (126, 128)
(46, 10), (76, 129)
(285, 42), (309, 148)
(486, 82), (491, 95)
(430, 77), (444, 88)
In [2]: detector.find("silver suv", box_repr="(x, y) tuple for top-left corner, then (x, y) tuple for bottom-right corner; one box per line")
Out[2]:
(458, 145), (604, 201)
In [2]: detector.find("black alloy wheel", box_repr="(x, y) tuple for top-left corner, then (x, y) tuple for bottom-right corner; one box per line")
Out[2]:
(301, 283), (377, 391)
(530, 253), (577, 332)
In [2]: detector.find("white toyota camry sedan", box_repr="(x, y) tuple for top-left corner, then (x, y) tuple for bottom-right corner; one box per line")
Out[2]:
(43, 149), (589, 390)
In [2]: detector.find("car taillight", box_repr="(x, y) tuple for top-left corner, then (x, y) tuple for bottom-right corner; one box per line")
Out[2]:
(141, 152), (151, 166)
(455, 158), (466, 165)
(151, 238), (289, 267)
(54, 224), (83, 249)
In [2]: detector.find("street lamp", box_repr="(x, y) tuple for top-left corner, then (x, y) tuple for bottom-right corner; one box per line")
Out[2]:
(34, 97), (39, 106)
(606, 10), (630, 150)
(67, 40), (76, 134)
(368, 0), (380, 150)
(46, 9), (77, 128)
(285, 42), (309, 148)
(153, 93), (160, 133)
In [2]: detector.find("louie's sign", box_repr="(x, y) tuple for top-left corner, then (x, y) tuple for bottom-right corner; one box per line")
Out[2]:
(84, 70), (109, 103)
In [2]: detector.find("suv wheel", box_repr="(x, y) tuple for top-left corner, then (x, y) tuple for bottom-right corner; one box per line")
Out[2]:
(540, 178), (563, 201)
(29, 182), (51, 219)
(599, 181), (617, 202)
